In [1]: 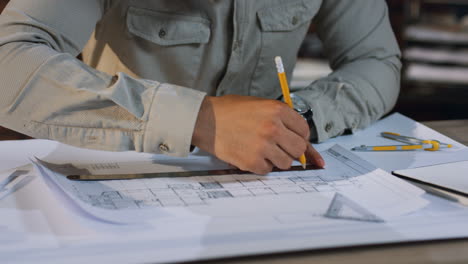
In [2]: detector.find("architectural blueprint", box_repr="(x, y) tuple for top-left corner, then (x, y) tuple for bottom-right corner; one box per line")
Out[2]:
(35, 145), (428, 223)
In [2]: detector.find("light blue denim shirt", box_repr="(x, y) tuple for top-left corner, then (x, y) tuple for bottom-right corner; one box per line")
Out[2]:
(0, 0), (401, 156)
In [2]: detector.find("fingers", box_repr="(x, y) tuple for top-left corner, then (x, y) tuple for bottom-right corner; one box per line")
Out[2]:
(274, 125), (308, 160)
(259, 118), (307, 169)
(280, 106), (310, 140)
(276, 105), (324, 168)
(200, 97), (322, 176)
(305, 144), (325, 168)
(241, 144), (324, 175)
(266, 144), (294, 170)
(246, 159), (273, 175)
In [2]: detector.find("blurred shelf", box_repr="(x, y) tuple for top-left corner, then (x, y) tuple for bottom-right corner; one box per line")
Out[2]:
(404, 47), (468, 65)
(420, 0), (468, 6)
(405, 63), (468, 85)
(399, 0), (468, 121)
(291, 59), (331, 89)
(405, 25), (468, 45)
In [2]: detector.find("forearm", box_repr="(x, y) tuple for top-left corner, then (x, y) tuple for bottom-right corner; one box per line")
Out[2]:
(0, 41), (142, 150)
(295, 0), (401, 142)
(0, 2), (206, 156)
(294, 56), (401, 142)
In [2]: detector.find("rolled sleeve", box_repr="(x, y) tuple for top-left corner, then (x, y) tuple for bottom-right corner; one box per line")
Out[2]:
(296, 81), (367, 143)
(144, 83), (206, 157)
(0, 1), (206, 157)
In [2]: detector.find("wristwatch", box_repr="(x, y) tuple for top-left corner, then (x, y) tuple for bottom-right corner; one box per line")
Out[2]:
(278, 93), (313, 126)
(278, 93), (317, 141)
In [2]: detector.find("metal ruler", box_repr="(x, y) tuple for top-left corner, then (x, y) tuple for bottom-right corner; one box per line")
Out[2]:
(67, 165), (318, 181)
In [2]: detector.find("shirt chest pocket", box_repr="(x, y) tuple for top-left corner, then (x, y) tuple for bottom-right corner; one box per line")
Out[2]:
(125, 6), (211, 87)
(127, 7), (211, 46)
(250, 0), (321, 98)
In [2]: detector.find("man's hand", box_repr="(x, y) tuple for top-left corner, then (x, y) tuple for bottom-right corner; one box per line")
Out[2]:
(192, 95), (325, 175)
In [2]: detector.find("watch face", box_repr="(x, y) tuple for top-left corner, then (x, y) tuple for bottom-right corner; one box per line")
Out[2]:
(290, 93), (311, 114)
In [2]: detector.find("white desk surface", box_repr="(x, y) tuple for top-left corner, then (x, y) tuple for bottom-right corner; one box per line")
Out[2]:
(1, 113), (468, 264)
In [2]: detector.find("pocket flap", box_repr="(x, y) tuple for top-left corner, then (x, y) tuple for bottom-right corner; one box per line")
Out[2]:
(257, 0), (321, 32)
(127, 6), (211, 46)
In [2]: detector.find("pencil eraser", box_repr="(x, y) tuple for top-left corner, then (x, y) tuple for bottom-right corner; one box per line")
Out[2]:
(275, 56), (284, 73)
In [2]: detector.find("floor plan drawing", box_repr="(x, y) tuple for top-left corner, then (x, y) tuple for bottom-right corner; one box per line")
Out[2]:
(50, 147), (374, 210)
(36, 145), (428, 222)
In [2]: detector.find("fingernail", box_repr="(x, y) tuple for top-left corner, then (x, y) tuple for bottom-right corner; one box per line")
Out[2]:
(318, 158), (325, 168)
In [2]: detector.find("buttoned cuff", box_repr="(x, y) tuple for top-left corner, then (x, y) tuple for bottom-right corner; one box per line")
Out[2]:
(143, 83), (206, 157)
(295, 82), (360, 143)
(308, 118), (319, 143)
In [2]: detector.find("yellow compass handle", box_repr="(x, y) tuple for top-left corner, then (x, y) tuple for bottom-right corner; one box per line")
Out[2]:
(423, 140), (440, 151)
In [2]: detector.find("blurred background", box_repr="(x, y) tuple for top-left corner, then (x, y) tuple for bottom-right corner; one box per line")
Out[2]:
(0, 0), (467, 140)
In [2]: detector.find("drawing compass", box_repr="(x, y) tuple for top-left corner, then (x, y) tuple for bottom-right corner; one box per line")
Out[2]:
(352, 132), (453, 152)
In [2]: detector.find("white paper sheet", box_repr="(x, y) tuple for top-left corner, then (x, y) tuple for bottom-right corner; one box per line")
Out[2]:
(394, 160), (468, 195)
(323, 113), (468, 172)
(0, 140), (59, 171)
(3, 193), (468, 264)
(0, 167), (59, 253)
(0, 208), (58, 254)
(2, 113), (468, 264)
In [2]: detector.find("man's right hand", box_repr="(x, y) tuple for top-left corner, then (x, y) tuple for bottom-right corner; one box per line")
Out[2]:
(191, 95), (325, 175)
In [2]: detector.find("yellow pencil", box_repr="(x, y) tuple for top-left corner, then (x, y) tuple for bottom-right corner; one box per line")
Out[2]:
(275, 56), (307, 169)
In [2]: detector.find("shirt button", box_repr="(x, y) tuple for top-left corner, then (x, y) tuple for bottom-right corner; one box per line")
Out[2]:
(159, 143), (170, 152)
(232, 41), (239, 51)
(159, 29), (167, 38)
(325, 123), (333, 133)
(292, 16), (299, 26)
